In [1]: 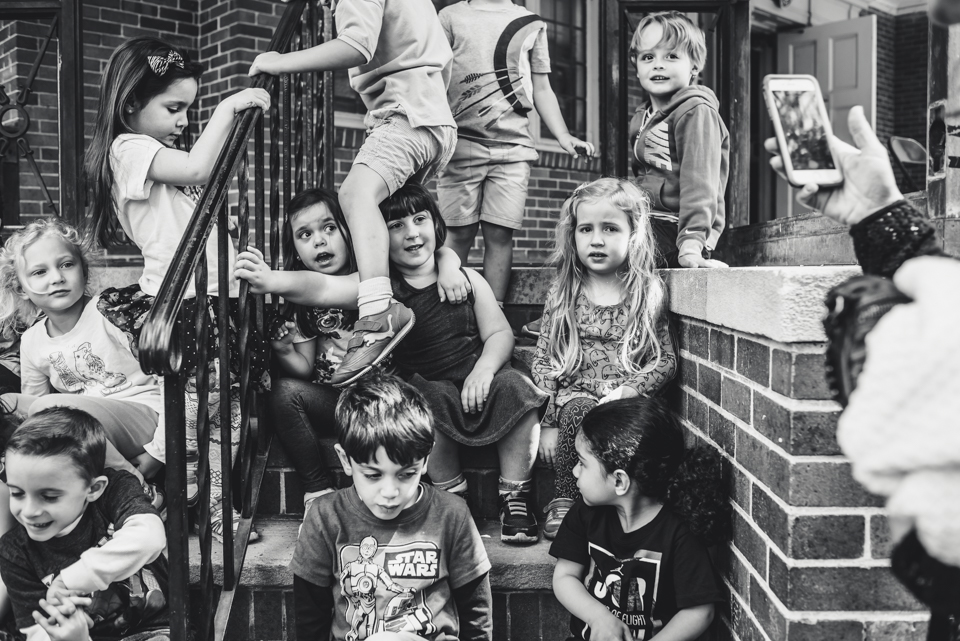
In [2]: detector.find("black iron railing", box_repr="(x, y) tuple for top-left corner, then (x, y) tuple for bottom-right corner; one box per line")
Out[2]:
(137, 2), (333, 639)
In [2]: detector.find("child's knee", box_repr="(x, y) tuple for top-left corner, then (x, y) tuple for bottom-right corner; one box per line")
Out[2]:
(480, 221), (514, 246)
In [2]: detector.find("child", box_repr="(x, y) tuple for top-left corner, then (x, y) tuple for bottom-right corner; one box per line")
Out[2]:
(84, 37), (270, 542)
(629, 11), (729, 269)
(532, 178), (677, 540)
(436, 0), (594, 305)
(249, 0), (458, 386)
(0, 219), (162, 489)
(235, 188), (468, 523)
(0, 407), (169, 641)
(551, 398), (727, 640)
(291, 371), (492, 641)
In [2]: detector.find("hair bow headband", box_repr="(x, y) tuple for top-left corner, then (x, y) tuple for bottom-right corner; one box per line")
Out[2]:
(147, 50), (185, 76)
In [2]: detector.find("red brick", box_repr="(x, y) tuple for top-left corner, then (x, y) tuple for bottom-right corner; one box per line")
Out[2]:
(710, 328), (735, 370)
(754, 392), (842, 456)
(699, 363), (721, 405)
(737, 338), (770, 386)
(772, 349), (833, 400)
(733, 510), (767, 576)
(870, 514), (894, 559)
(792, 514), (865, 560)
(709, 407), (736, 456)
(864, 620), (929, 641)
(721, 376), (751, 424)
(750, 577), (787, 641)
(684, 321), (709, 359)
(787, 620), (864, 641)
(768, 560), (923, 611)
(751, 485), (788, 553)
(728, 595), (766, 641)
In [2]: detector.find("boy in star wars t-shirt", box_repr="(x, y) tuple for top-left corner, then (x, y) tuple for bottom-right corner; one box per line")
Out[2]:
(290, 371), (492, 641)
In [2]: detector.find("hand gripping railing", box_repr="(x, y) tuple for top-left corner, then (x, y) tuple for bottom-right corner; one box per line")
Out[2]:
(136, 1), (334, 639)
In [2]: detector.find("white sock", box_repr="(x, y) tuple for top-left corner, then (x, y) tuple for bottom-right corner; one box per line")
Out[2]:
(357, 277), (392, 318)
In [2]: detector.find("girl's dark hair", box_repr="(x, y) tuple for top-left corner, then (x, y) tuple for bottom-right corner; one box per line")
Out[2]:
(580, 397), (731, 546)
(379, 182), (447, 247)
(84, 37), (204, 248)
(281, 188), (357, 337)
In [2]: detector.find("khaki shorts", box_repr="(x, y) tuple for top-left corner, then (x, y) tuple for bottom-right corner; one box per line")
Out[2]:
(437, 138), (539, 230)
(354, 105), (457, 195)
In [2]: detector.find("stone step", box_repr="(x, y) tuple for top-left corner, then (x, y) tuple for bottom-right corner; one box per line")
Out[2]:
(190, 517), (569, 641)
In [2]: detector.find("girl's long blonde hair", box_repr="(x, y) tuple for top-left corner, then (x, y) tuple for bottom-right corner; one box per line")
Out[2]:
(0, 218), (95, 336)
(544, 177), (666, 381)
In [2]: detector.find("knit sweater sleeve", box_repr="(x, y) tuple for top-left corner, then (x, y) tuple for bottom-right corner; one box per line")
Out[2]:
(849, 200), (947, 278)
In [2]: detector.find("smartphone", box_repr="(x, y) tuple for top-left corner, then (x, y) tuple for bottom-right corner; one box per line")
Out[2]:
(763, 74), (843, 188)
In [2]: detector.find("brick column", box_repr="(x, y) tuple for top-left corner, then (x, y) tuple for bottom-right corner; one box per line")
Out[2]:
(665, 267), (929, 640)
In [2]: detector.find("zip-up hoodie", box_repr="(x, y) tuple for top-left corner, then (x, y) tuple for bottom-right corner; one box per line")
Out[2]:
(629, 85), (729, 257)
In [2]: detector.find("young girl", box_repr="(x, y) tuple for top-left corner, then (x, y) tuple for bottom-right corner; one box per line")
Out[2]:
(550, 398), (728, 640)
(84, 36), (271, 541)
(533, 177), (677, 540)
(0, 218), (163, 488)
(235, 188), (469, 524)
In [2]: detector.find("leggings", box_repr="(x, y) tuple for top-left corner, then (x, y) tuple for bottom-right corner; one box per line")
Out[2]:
(554, 397), (598, 500)
(268, 377), (339, 496)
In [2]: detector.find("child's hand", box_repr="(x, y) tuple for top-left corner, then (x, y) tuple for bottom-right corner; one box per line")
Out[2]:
(538, 426), (558, 467)
(586, 610), (634, 641)
(249, 52), (284, 77)
(269, 320), (298, 353)
(558, 134), (595, 159)
(437, 266), (472, 304)
(33, 598), (92, 641)
(45, 576), (83, 607)
(462, 366), (495, 414)
(234, 247), (275, 294)
(225, 87), (271, 115)
(598, 386), (639, 405)
(132, 452), (163, 479)
(677, 254), (729, 269)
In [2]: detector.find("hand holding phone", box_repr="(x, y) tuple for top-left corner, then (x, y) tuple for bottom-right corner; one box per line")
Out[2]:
(763, 74), (843, 188)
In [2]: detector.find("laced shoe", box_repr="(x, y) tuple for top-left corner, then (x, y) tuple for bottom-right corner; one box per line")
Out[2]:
(498, 489), (539, 544)
(330, 301), (415, 387)
(143, 482), (167, 522)
(543, 497), (574, 540)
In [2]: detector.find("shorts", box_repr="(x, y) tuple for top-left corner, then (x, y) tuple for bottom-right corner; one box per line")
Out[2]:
(437, 138), (539, 230)
(353, 105), (457, 194)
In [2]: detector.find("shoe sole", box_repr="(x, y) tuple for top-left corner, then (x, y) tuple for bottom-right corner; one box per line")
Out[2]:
(542, 528), (559, 540)
(331, 313), (416, 388)
(501, 531), (539, 544)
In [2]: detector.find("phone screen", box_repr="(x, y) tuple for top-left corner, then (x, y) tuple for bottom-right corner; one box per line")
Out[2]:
(772, 90), (836, 170)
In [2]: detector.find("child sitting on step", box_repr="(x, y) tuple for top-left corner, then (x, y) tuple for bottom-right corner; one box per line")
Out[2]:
(292, 371), (491, 641)
(551, 398), (727, 641)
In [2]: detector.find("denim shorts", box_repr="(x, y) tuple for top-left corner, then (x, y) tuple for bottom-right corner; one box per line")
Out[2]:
(436, 138), (539, 230)
(354, 105), (457, 194)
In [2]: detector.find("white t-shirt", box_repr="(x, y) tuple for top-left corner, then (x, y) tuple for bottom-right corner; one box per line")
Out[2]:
(110, 133), (239, 299)
(19, 298), (163, 417)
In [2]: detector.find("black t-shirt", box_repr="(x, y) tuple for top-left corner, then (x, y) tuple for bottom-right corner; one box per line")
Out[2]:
(549, 500), (723, 640)
(0, 468), (168, 639)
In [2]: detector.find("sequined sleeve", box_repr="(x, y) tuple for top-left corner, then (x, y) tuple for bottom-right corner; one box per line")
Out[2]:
(850, 200), (946, 279)
(622, 320), (677, 397)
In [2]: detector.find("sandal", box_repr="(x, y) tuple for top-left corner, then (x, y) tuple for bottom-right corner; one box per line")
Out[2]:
(209, 503), (259, 544)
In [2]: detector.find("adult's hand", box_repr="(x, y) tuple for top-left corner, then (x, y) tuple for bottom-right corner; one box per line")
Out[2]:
(765, 106), (904, 226)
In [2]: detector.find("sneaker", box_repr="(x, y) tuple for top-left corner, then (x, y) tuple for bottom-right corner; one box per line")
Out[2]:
(143, 482), (167, 522)
(186, 449), (200, 506)
(498, 490), (539, 544)
(543, 497), (574, 540)
(329, 301), (415, 388)
(521, 317), (542, 338)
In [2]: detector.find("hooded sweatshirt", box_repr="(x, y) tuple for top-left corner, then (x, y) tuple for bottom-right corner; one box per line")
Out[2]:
(629, 85), (729, 257)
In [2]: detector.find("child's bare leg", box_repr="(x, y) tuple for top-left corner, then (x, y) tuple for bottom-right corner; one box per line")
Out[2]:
(339, 165), (392, 286)
(498, 409), (540, 544)
(444, 223), (480, 266)
(479, 221), (514, 304)
(428, 430), (463, 488)
(496, 409), (539, 482)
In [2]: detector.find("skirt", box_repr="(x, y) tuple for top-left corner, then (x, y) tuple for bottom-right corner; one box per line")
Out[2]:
(98, 284), (270, 393)
(405, 361), (548, 447)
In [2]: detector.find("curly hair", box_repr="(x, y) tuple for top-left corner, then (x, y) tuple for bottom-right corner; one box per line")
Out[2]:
(579, 397), (731, 545)
(0, 218), (96, 337)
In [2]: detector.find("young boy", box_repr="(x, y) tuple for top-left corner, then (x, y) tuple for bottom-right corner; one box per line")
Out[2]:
(437, 0), (594, 305)
(629, 11), (729, 269)
(291, 371), (492, 641)
(249, 0), (458, 387)
(0, 407), (168, 641)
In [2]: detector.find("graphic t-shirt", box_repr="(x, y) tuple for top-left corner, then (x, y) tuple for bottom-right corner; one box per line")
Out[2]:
(290, 307), (357, 384)
(291, 484), (491, 641)
(440, 1), (551, 147)
(19, 298), (162, 416)
(550, 501), (723, 640)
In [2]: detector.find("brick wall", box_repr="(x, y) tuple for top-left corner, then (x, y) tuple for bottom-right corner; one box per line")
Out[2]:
(666, 267), (929, 641)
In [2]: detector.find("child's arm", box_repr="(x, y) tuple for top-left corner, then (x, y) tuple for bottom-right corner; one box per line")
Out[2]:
(600, 321), (677, 404)
(452, 573), (493, 641)
(436, 246), (471, 304)
(531, 300), (560, 465)
(644, 604), (714, 641)
(270, 321), (317, 380)
(145, 89), (270, 186)
(234, 247), (360, 308)
(294, 574), (333, 640)
(249, 39), (365, 77)
(463, 269), (514, 414)
(674, 105), (728, 269)
(532, 74), (595, 158)
(553, 559), (633, 641)
(29, 598), (92, 641)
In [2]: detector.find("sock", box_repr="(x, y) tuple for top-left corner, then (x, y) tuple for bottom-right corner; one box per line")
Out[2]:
(357, 277), (393, 318)
(435, 473), (468, 495)
(499, 477), (532, 495)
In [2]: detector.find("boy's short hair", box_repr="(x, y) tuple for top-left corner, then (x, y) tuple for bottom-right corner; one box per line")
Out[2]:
(630, 11), (707, 72)
(5, 407), (107, 482)
(335, 370), (434, 466)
